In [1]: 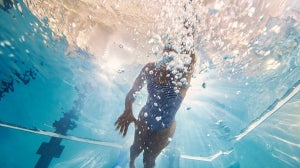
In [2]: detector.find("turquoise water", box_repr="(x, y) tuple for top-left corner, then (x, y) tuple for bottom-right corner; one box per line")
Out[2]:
(0, 0), (300, 168)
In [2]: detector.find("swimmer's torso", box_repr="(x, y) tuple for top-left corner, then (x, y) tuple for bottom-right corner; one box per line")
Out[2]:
(139, 64), (183, 131)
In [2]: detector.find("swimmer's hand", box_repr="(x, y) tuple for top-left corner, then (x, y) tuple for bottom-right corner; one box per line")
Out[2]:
(115, 109), (137, 137)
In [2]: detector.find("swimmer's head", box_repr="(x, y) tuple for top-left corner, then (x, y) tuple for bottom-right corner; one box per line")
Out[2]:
(163, 43), (178, 54)
(155, 43), (177, 67)
(155, 54), (174, 67)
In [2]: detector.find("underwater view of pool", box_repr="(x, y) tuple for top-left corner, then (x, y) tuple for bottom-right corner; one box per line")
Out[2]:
(0, 0), (299, 167)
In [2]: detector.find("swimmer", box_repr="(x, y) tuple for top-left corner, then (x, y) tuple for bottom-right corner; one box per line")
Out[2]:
(115, 3), (196, 165)
(115, 43), (196, 168)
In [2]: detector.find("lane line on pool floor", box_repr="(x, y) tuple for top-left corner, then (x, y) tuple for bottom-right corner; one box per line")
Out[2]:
(0, 122), (122, 149)
(0, 121), (232, 162)
(235, 79), (300, 141)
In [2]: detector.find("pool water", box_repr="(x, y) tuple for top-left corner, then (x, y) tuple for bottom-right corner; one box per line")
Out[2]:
(0, 0), (300, 168)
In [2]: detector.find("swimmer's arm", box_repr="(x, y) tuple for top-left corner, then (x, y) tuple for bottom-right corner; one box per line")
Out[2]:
(179, 52), (196, 97)
(124, 63), (152, 112)
(115, 63), (152, 137)
(186, 52), (196, 84)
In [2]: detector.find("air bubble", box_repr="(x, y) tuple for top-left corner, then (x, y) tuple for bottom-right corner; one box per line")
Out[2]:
(155, 116), (162, 121)
(117, 68), (125, 73)
(4, 40), (11, 46)
(20, 35), (25, 42)
(144, 112), (148, 117)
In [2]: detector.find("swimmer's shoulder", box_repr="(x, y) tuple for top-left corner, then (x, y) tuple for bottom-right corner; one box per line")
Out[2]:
(145, 62), (155, 69)
(142, 62), (155, 72)
(140, 62), (155, 79)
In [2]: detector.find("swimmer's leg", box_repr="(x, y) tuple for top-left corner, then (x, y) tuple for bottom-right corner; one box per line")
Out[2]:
(130, 120), (148, 168)
(143, 121), (176, 168)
